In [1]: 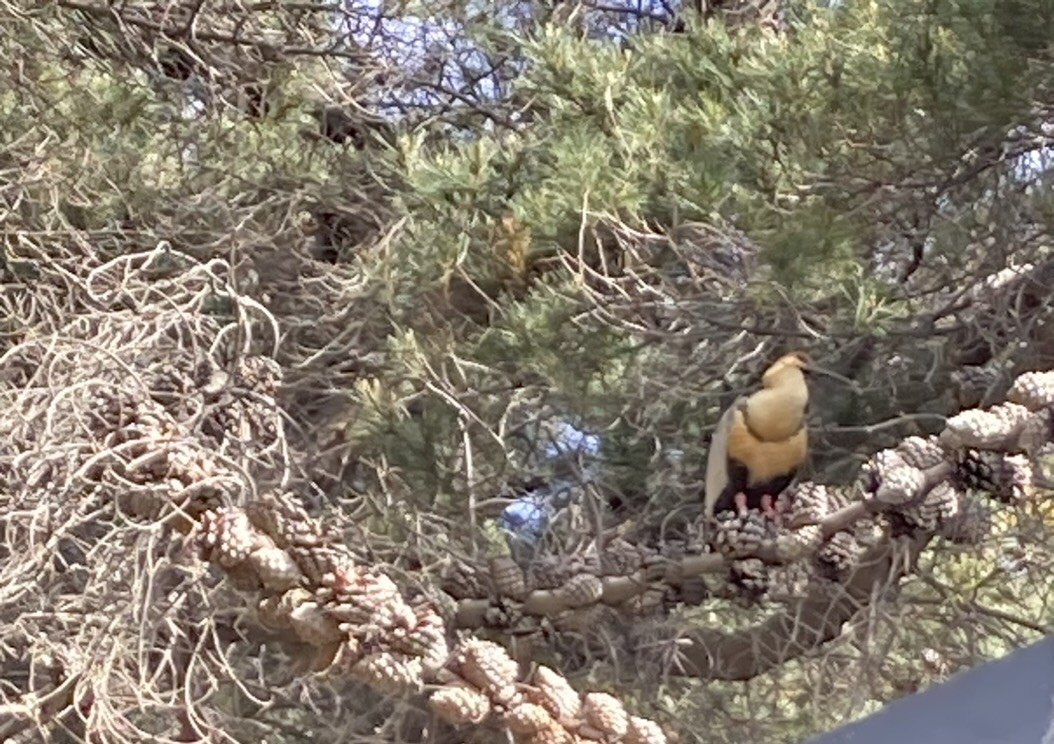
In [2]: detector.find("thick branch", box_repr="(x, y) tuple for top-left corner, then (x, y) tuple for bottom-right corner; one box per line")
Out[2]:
(677, 536), (930, 680)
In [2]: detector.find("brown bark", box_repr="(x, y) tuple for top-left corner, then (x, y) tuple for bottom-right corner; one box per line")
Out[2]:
(676, 535), (930, 681)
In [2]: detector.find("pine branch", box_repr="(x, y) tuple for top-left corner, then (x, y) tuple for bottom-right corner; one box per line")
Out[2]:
(2, 242), (1050, 742)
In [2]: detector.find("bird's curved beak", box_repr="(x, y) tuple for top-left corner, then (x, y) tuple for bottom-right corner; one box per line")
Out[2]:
(803, 362), (859, 390)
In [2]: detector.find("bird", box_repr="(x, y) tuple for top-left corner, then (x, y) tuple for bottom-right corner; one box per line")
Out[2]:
(704, 351), (846, 522)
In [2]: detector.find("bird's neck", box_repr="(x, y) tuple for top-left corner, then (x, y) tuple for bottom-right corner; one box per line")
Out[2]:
(743, 375), (809, 441)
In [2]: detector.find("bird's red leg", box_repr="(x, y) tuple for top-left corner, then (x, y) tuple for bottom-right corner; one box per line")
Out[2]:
(734, 492), (749, 517)
(760, 494), (782, 526)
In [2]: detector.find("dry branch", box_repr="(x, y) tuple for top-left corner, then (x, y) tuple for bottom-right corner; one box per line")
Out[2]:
(0, 245), (671, 744)
(2, 239), (1051, 742)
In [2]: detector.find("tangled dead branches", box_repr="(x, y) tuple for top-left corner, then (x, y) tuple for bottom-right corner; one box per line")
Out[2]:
(1, 242), (1052, 742)
(0, 244), (672, 744)
(0, 244), (288, 742)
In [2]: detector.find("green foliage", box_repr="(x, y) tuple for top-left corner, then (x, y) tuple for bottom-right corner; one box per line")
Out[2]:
(6, 1), (1054, 741)
(890, 0), (1053, 133)
(354, 0), (1054, 513)
(394, 0), (1052, 297)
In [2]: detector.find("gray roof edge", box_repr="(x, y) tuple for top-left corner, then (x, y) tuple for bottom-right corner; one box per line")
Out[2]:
(803, 635), (1054, 744)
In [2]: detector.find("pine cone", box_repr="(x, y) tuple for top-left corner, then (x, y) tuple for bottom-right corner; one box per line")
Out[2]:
(896, 435), (946, 469)
(518, 725), (577, 744)
(528, 557), (572, 591)
(620, 587), (669, 616)
(625, 716), (669, 744)
(323, 570), (410, 629)
(248, 545), (304, 592)
(951, 364), (1007, 408)
(864, 450), (924, 506)
(600, 539), (643, 576)
(527, 666), (581, 721)
(429, 685), (493, 725)
(244, 497), (325, 549)
(825, 485), (857, 512)
(892, 482), (959, 534)
(711, 511), (773, 559)
(147, 361), (190, 407)
(1007, 370), (1054, 410)
(852, 514), (888, 550)
(941, 403), (1031, 450)
(390, 603), (449, 674)
(292, 542), (354, 587)
(442, 561), (492, 599)
(89, 390), (142, 435)
(350, 652), (424, 696)
(668, 575), (710, 605)
(953, 450), (1034, 503)
(729, 558), (769, 598)
(235, 355), (283, 396)
(490, 557), (528, 600)
(777, 483), (829, 526)
(773, 524), (824, 560)
(952, 449), (1002, 492)
(503, 702), (557, 736)
(556, 573), (603, 609)
(198, 508), (260, 567)
(581, 693), (629, 739)
(456, 639), (520, 705)
(766, 562), (814, 597)
(816, 531), (861, 580)
(1015, 409), (1053, 455)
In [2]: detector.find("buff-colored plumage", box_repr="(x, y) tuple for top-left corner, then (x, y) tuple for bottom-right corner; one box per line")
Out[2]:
(704, 352), (812, 519)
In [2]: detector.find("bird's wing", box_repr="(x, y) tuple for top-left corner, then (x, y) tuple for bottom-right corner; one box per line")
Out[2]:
(703, 397), (744, 518)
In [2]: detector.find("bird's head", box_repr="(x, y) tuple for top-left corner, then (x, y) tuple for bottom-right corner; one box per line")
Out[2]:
(762, 351), (856, 389)
(762, 351), (813, 386)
